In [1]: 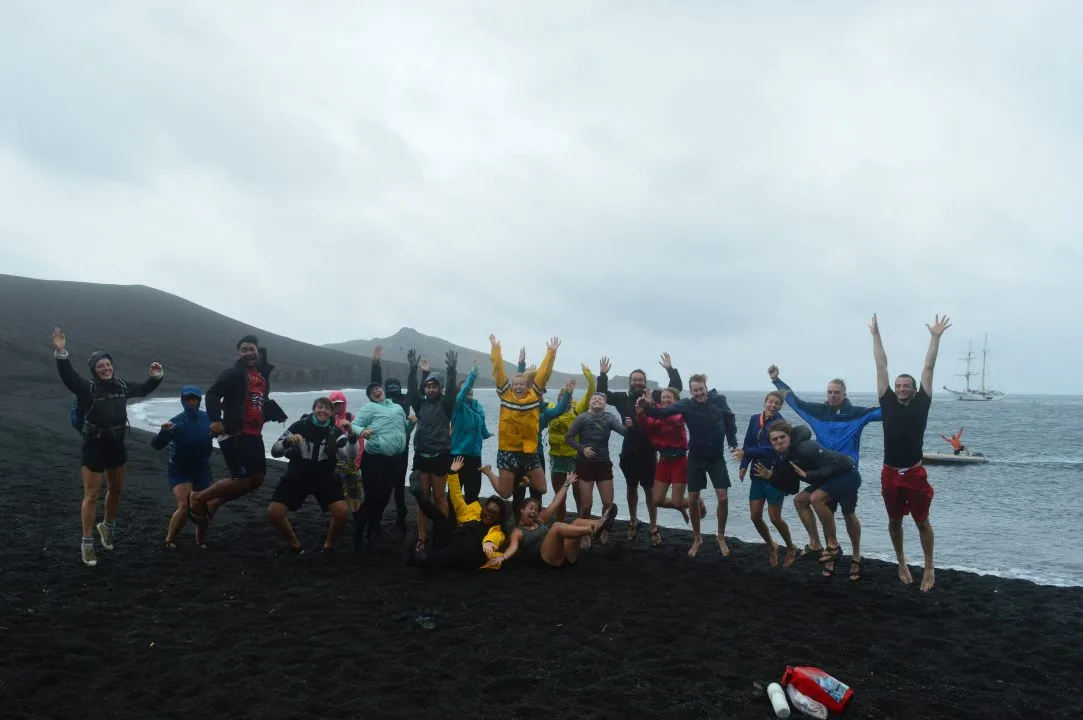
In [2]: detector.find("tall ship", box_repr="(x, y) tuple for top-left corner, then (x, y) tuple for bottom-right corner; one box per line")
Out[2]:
(943, 335), (1004, 401)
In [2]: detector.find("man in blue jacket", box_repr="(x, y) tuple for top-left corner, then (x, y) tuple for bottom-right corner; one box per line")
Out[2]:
(768, 364), (881, 561)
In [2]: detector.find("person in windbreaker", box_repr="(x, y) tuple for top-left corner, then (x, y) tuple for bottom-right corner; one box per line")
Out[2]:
(151, 386), (213, 549)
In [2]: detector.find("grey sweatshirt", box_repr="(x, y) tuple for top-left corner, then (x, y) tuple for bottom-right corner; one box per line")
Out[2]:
(565, 410), (628, 462)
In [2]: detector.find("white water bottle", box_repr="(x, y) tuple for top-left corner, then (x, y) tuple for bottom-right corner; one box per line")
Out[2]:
(785, 685), (827, 719)
(767, 682), (790, 718)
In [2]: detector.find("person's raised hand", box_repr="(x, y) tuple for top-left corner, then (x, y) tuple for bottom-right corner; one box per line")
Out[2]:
(446, 350), (458, 367)
(419, 359), (430, 373)
(450, 455), (465, 473)
(563, 379), (575, 394)
(869, 313), (880, 336)
(51, 328), (66, 352)
(599, 356), (612, 375)
(518, 346), (526, 365)
(407, 348), (418, 366)
(471, 359), (480, 375)
(547, 337), (561, 352)
(489, 334), (499, 348)
(927, 314), (952, 337)
(767, 365), (779, 381)
(149, 362), (164, 377)
(564, 472), (579, 486)
(658, 352), (672, 370)
(373, 345), (383, 362)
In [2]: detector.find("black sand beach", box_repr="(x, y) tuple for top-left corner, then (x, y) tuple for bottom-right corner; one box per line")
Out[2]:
(2, 381), (1082, 720)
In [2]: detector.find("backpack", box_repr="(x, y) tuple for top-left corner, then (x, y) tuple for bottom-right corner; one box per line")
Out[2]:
(71, 379), (128, 434)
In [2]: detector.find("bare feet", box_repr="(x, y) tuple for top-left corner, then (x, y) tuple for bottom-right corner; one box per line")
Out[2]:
(687, 534), (702, 558)
(699, 499), (708, 519)
(581, 535), (592, 550)
(716, 533), (730, 557)
(679, 505), (690, 524)
(898, 561), (914, 585)
(920, 567), (935, 592)
(768, 542), (779, 568)
(783, 545), (796, 567)
(600, 529), (608, 545)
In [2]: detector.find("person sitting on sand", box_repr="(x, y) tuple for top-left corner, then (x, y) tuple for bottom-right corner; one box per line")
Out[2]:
(408, 350), (458, 552)
(641, 374), (738, 559)
(730, 391), (796, 568)
(151, 386), (213, 549)
(940, 427), (967, 455)
(496, 476), (618, 569)
(405, 456), (508, 571)
(51, 327), (165, 567)
(189, 335), (287, 530)
(638, 387), (701, 545)
(268, 397), (358, 554)
(565, 392), (630, 545)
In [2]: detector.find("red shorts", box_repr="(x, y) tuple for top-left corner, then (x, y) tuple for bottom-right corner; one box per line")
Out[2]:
(880, 464), (934, 521)
(655, 455), (688, 485)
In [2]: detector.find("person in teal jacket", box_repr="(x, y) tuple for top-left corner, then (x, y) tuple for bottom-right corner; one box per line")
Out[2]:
(350, 384), (414, 552)
(451, 360), (493, 504)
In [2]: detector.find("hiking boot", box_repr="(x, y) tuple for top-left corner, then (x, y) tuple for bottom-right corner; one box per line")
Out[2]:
(81, 543), (98, 567)
(96, 522), (115, 551)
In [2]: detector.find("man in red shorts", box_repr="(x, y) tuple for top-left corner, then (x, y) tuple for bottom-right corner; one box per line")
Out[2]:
(871, 313), (951, 592)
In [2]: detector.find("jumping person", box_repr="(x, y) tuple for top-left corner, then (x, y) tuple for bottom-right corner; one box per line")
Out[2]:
(597, 354), (682, 544)
(51, 328), (164, 567)
(732, 391), (795, 567)
(565, 392), (630, 543)
(328, 391), (364, 515)
(769, 365), (881, 560)
(637, 387), (694, 544)
(489, 334), (559, 499)
(872, 313), (951, 592)
(513, 352), (575, 517)
(268, 397), (358, 554)
(370, 345), (414, 534)
(351, 381), (414, 552)
(408, 350), (458, 551)
(451, 359), (492, 504)
(752, 422), (856, 577)
(496, 476), (618, 569)
(151, 386), (213, 549)
(540, 364), (593, 522)
(940, 427), (967, 455)
(189, 335), (287, 528)
(642, 374), (738, 558)
(405, 456), (508, 571)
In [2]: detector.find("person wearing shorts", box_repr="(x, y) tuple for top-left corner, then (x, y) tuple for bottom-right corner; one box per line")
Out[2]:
(151, 386), (214, 549)
(407, 350), (458, 551)
(642, 374), (738, 559)
(638, 386), (694, 546)
(565, 392), (629, 544)
(872, 312), (951, 592)
(268, 397), (358, 554)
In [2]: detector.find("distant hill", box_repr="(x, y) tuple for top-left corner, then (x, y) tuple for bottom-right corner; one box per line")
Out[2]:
(325, 327), (643, 389)
(0, 274), (411, 393)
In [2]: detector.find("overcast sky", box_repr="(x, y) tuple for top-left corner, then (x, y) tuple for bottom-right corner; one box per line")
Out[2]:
(1, 2), (1077, 394)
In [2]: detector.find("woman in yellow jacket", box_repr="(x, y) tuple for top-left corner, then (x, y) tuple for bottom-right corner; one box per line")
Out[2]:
(488, 334), (560, 499)
(545, 363), (595, 522)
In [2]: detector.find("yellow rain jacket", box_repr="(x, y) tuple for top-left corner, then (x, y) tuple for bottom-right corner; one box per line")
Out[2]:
(491, 343), (555, 454)
(547, 366), (595, 458)
(447, 473), (505, 566)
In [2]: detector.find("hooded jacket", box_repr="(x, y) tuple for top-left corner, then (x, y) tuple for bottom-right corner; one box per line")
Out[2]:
(517, 362), (595, 459)
(767, 425), (856, 495)
(56, 350), (164, 440)
(353, 397), (411, 456)
(205, 347), (287, 435)
(409, 360), (458, 454)
(329, 390), (364, 470)
(643, 389), (738, 459)
(597, 366), (683, 456)
(370, 359), (414, 443)
(451, 366), (492, 457)
(771, 377), (881, 463)
(491, 343), (556, 454)
(739, 411), (787, 472)
(271, 414), (358, 481)
(151, 386), (213, 472)
(639, 410), (689, 455)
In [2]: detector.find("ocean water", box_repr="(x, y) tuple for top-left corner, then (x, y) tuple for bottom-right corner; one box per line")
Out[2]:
(131, 389), (1083, 587)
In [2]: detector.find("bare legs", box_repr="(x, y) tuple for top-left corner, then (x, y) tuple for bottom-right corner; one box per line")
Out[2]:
(417, 472), (448, 544)
(654, 482), (690, 523)
(687, 490), (703, 557)
(714, 488), (730, 556)
(167, 483), (206, 546)
(891, 517), (936, 591)
(538, 518), (601, 567)
(269, 500), (350, 552)
(551, 471), (570, 523)
(80, 467), (104, 537)
(793, 490), (823, 553)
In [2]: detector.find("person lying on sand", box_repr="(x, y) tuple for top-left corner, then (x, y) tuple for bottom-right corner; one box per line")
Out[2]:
(404, 456), (507, 571)
(497, 476), (617, 569)
(151, 386), (212, 549)
(268, 397), (357, 554)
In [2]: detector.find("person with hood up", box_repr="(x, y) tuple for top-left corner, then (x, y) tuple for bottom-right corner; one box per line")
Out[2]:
(407, 349), (458, 551)
(328, 391), (365, 515)
(151, 386), (213, 549)
(370, 345), (415, 534)
(51, 327), (165, 568)
(351, 381), (414, 552)
(751, 421), (862, 581)
(269, 397), (359, 553)
(450, 358), (493, 504)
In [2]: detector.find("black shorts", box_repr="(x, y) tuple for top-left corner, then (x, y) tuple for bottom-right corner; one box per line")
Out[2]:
(620, 452), (657, 491)
(220, 434), (267, 479)
(82, 438), (127, 473)
(271, 472), (345, 512)
(413, 452), (451, 476)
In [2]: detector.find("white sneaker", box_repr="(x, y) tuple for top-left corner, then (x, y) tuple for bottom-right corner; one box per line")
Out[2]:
(96, 522), (115, 551)
(81, 544), (98, 567)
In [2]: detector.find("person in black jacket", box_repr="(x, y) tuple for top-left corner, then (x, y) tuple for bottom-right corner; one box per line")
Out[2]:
(642, 373), (738, 559)
(51, 328), (164, 568)
(370, 344), (415, 535)
(407, 350), (458, 551)
(188, 335), (287, 528)
(596, 353), (682, 544)
(752, 421), (864, 581)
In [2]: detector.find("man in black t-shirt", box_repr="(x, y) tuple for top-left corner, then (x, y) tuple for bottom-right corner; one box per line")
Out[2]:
(871, 313), (951, 592)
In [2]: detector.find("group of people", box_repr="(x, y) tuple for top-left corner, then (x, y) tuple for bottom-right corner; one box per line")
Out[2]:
(53, 312), (950, 591)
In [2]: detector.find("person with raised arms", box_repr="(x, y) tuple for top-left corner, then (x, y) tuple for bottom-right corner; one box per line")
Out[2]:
(407, 350), (458, 552)
(540, 361), (595, 523)
(495, 475), (617, 569)
(565, 392), (631, 543)
(637, 387), (698, 545)
(597, 354), (682, 544)
(731, 391), (795, 567)
(151, 386), (213, 550)
(871, 313), (951, 592)
(488, 334), (559, 500)
(451, 358), (493, 504)
(370, 345), (415, 534)
(52, 328), (165, 567)
(768, 365), (881, 560)
(641, 374), (738, 558)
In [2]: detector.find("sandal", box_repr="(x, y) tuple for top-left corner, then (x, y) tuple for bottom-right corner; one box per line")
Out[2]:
(593, 505), (618, 539)
(849, 557), (863, 582)
(822, 562), (835, 579)
(627, 519), (640, 542)
(650, 527), (662, 547)
(818, 544), (842, 564)
(798, 544), (821, 559)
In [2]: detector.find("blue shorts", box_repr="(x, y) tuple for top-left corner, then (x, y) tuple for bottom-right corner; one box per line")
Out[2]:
(813, 469), (861, 515)
(748, 478), (786, 506)
(168, 466), (212, 491)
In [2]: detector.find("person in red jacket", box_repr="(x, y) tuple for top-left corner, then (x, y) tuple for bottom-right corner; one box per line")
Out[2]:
(637, 387), (702, 546)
